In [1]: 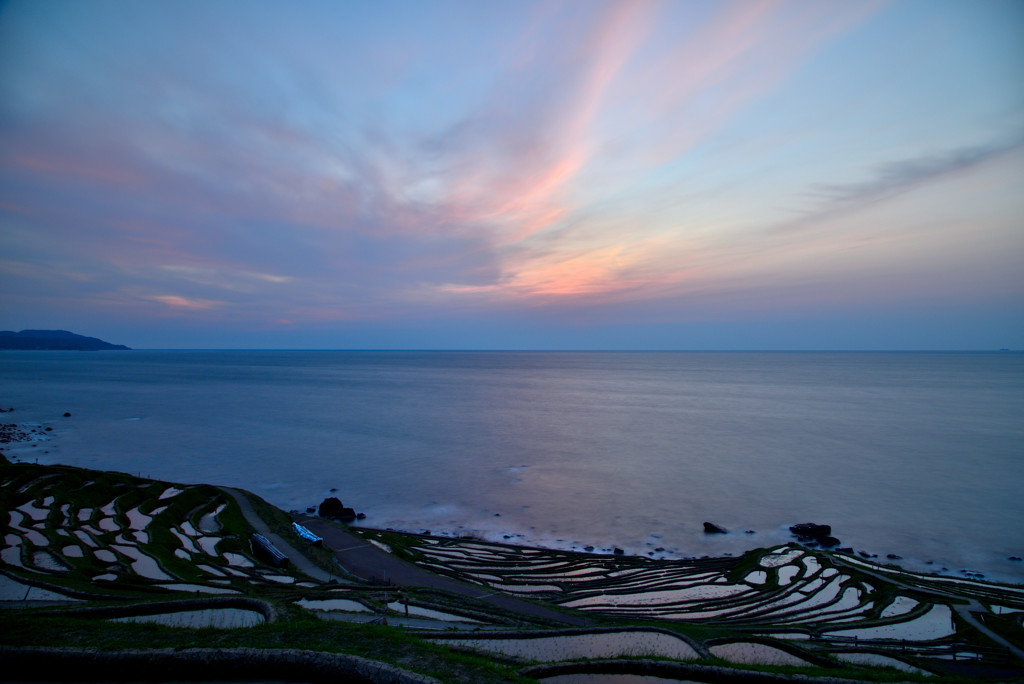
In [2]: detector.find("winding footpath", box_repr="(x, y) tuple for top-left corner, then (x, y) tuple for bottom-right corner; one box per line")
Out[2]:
(220, 487), (587, 626)
(218, 487), (339, 584)
(294, 514), (590, 627)
(833, 556), (1024, 662)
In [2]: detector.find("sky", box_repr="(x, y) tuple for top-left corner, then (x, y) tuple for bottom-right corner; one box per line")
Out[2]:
(1, 0), (1022, 350)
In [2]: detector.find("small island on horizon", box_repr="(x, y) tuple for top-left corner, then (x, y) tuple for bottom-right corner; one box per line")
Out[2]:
(0, 329), (130, 351)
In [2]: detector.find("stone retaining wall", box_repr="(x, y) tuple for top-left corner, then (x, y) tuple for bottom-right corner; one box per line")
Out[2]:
(26, 596), (281, 623)
(520, 658), (876, 683)
(423, 624), (708, 657)
(0, 646), (441, 684)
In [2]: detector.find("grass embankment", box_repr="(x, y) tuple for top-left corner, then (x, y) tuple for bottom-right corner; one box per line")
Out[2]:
(2, 613), (533, 683)
(236, 488), (343, 576)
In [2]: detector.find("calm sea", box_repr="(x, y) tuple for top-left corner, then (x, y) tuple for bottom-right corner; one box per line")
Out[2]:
(2, 350), (1022, 584)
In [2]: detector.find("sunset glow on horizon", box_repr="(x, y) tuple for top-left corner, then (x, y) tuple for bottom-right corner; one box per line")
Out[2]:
(1, 0), (1022, 349)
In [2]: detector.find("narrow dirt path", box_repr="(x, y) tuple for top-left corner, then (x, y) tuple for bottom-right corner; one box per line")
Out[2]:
(218, 487), (340, 584)
(833, 556), (1024, 662)
(294, 515), (590, 627)
(220, 488), (587, 626)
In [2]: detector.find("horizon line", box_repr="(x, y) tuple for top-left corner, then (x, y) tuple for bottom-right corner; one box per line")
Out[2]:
(86, 347), (1021, 353)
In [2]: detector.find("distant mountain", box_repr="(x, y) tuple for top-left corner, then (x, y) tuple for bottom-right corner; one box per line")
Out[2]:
(0, 329), (131, 351)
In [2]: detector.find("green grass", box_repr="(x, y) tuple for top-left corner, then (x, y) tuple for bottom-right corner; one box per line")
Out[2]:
(0, 612), (535, 683)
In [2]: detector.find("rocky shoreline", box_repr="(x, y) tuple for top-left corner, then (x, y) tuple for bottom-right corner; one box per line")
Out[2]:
(3, 454), (1024, 682)
(4, 403), (1022, 586)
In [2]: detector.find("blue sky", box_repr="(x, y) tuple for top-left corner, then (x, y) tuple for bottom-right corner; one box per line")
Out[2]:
(1, 0), (1022, 349)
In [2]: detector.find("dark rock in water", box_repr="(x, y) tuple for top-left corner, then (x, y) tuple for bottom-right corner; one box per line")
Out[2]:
(318, 497), (356, 521)
(584, 546), (594, 552)
(1009, 556), (1023, 562)
(886, 554), (903, 560)
(654, 547), (665, 552)
(745, 530), (755, 534)
(329, 488), (337, 492)
(613, 547), (624, 555)
(318, 497), (345, 517)
(790, 522), (831, 539)
(64, 412), (71, 417)
(306, 507), (316, 514)
(819, 536), (841, 547)
(703, 522), (728, 534)
(858, 550), (872, 558)
(356, 512), (366, 520)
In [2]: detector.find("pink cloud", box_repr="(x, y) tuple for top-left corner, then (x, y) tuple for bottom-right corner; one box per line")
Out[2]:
(11, 152), (145, 188)
(148, 295), (222, 311)
(0, 201), (34, 216)
(431, 1), (659, 244)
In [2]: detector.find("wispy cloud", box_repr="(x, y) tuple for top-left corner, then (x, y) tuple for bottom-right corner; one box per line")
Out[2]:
(811, 138), (1024, 206)
(773, 136), (1024, 236)
(147, 295), (223, 311)
(159, 264), (292, 290)
(1, 0), (1021, 347)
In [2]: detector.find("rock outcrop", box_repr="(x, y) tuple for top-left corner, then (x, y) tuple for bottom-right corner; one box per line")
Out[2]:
(789, 522), (831, 538)
(317, 497), (356, 521)
(789, 522), (839, 546)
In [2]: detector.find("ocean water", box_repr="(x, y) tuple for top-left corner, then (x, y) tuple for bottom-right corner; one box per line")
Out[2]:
(2, 350), (1022, 584)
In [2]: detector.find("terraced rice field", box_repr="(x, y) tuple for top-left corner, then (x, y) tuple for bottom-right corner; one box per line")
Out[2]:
(401, 534), (1024, 669)
(407, 538), (882, 628)
(3, 462), (1023, 679)
(0, 474), (298, 594)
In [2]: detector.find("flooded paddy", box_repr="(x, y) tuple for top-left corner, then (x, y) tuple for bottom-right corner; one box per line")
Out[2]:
(826, 604), (956, 641)
(542, 676), (705, 684)
(440, 631), (699, 662)
(0, 572), (79, 602)
(833, 651), (933, 675)
(709, 641), (811, 666)
(386, 601), (481, 622)
(112, 608), (264, 628)
(296, 598), (371, 612)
